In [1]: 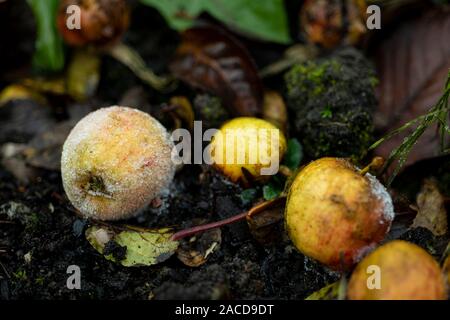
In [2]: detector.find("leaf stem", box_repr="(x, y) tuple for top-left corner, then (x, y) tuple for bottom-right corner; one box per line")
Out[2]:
(170, 197), (286, 241)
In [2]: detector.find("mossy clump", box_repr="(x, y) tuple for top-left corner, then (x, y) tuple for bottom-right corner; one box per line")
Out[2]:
(193, 94), (230, 129)
(284, 48), (377, 160)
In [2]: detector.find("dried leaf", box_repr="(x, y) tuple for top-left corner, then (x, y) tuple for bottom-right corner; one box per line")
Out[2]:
(374, 9), (450, 167)
(176, 224), (221, 267)
(412, 178), (448, 236)
(86, 225), (179, 267)
(247, 200), (284, 245)
(305, 281), (340, 300)
(21, 77), (66, 96)
(0, 84), (47, 107)
(170, 25), (263, 116)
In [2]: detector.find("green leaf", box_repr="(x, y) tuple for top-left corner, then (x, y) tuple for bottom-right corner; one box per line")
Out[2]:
(240, 188), (258, 205)
(203, 0), (291, 44)
(263, 182), (282, 200)
(86, 225), (179, 267)
(140, 0), (204, 30)
(283, 138), (303, 170)
(140, 0), (291, 44)
(27, 0), (65, 72)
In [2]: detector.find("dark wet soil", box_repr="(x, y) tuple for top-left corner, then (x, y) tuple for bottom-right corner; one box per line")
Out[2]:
(0, 164), (340, 300)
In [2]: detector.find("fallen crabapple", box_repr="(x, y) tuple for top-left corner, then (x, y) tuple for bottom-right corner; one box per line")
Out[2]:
(285, 157), (394, 270)
(61, 106), (175, 220)
(57, 0), (130, 48)
(210, 117), (287, 185)
(348, 240), (447, 300)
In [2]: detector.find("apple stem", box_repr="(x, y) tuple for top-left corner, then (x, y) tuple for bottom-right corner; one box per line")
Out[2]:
(359, 156), (385, 176)
(170, 197), (286, 241)
(278, 165), (293, 178)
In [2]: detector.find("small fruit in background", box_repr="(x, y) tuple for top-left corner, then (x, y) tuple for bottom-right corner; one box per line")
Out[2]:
(262, 91), (288, 133)
(210, 117), (287, 186)
(348, 240), (447, 300)
(61, 106), (175, 221)
(300, 0), (367, 49)
(285, 157), (394, 270)
(57, 0), (130, 47)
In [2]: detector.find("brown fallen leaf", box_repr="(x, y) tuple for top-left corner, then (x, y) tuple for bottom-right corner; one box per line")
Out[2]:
(176, 222), (221, 267)
(247, 199), (285, 246)
(374, 9), (450, 167)
(412, 178), (448, 236)
(170, 25), (263, 117)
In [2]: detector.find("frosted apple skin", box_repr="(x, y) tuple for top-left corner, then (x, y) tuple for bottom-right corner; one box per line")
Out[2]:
(61, 106), (175, 221)
(285, 157), (395, 270)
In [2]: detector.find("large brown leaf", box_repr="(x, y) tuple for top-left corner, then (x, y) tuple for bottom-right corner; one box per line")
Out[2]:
(374, 9), (450, 166)
(170, 25), (263, 117)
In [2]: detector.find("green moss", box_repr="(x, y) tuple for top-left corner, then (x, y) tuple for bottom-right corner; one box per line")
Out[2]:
(284, 48), (377, 160)
(35, 277), (45, 285)
(193, 94), (230, 129)
(320, 105), (333, 119)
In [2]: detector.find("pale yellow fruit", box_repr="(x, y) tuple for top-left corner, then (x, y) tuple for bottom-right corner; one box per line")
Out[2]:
(285, 157), (394, 270)
(348, 240), (447, 300)
(61, 106), (175, 220)
(210, 117), (287, 184)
